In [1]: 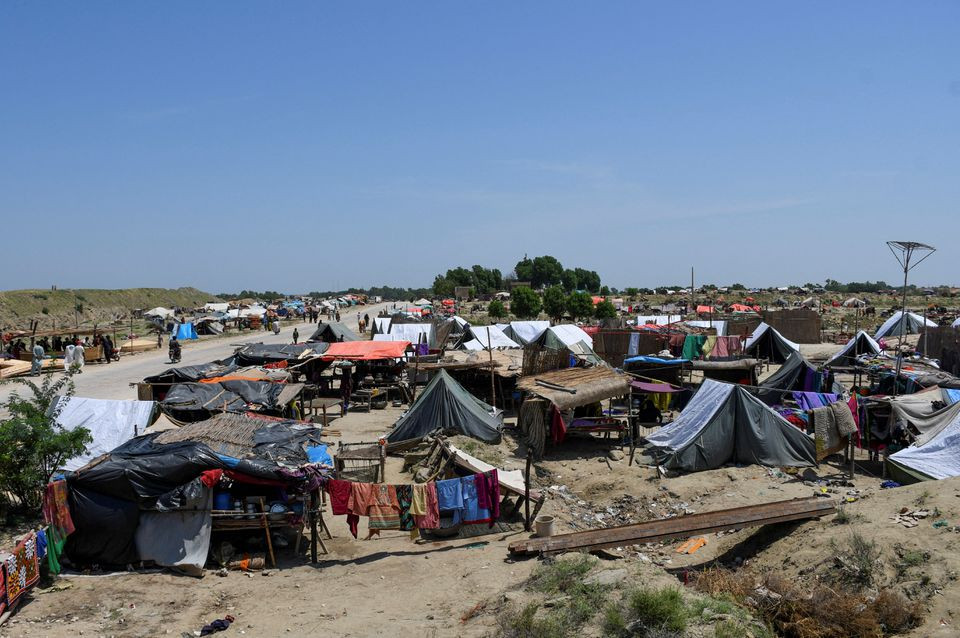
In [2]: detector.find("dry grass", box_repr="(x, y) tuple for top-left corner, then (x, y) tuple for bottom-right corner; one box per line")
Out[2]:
(694, 567), (924, 638)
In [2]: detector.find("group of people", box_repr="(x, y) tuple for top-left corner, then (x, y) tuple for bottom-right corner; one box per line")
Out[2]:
(5, 333), (118, 376)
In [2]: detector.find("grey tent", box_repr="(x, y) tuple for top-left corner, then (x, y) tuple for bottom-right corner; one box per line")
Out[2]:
(386, 370), (502, 443)
(743, 322), (799, 364)
(645, 379), (816, 472)
(753, 352), (838, 405)
(308, 322), (360, 343)
(888, 405), (960, 482)
(825, 331), (883, 368)
(874, 311), (936, 340)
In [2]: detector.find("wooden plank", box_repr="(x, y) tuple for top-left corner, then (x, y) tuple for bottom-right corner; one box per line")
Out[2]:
(509, 497), (834, 556)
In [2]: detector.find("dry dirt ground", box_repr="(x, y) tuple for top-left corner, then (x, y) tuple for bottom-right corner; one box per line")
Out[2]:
(3, 330), (958, 637)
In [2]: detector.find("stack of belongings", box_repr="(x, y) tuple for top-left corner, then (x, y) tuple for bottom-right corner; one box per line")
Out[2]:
(324, 470), (501, 539)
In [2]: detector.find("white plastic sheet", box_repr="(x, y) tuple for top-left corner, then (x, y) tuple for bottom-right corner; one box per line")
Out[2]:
(53, 397), (157, 471)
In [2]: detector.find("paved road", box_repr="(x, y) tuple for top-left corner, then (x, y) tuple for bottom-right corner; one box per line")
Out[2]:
(0, 302), (392, 407)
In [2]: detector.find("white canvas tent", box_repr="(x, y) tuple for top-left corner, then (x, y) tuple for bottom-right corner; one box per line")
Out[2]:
(144, 307), (175, 319)
(203, 302), (230, 313)
(461, 325), (521, 350)
(825, 330), (884, 367)
(500, 320), (550, 345)
(51, 397), (157, 471)
(637, 315), (682, 326)
(376, 322), (436, 348)
(874, 311), (937, 340)
(888, 406), (960, 481)
(539, 324), (593, 349)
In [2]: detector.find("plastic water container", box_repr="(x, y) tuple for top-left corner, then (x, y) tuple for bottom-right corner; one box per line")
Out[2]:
(214, 491), (232, 511)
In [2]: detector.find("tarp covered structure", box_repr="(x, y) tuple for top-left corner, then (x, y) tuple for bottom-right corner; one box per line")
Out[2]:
(144, 307), (175, 319)
(499, 321), (550, 345)
(161, 380), (303, 419)
(171, 322), (198, 340)
(743, 322), (799, 363)
(874, 311), (937, 340)
(322, 340), (410, 361)
(375, 322), (436, 348)
(144, 360), (239, 385)
(753, 352), (820, 405)
(308, 322), (360, 343)
(825, 330), (884, 367)
(50, 397), (158, 471)
(386, 370), (502, 443)
(686, 320), (728, 336)
(636, 315), (682, 326)
(645, 379), (817, 472)
(533, 325), (594, 349)
(232, 342), (328, 366)
(460, 325), (520, 350)
(888, 406), (960, 482)
(64, 413), (325, 572)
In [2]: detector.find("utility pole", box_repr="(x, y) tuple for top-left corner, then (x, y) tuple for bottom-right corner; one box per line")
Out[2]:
(886, 241), (936, 396)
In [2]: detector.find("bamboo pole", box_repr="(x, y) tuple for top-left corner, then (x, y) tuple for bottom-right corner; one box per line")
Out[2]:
(486, 326), (495, 407)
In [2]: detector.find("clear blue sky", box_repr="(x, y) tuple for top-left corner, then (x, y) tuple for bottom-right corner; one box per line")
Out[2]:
(2, 2), (958, 293)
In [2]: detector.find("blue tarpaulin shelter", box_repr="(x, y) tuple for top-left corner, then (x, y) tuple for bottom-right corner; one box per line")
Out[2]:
(171, 322), (199, 340)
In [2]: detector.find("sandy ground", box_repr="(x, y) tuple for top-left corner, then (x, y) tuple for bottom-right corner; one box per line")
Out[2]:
(3, 328), (956, 637)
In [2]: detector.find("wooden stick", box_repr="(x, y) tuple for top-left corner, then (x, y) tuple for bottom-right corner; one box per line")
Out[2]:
(310, 489), (319, 563)
(524, 447), (532, 532)
(259, 497), (276, 568)
(486, 327), (496, 407)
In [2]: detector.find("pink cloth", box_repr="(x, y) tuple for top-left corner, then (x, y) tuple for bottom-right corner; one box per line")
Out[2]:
(710, 336), (742, 359)
(413, 482), (440, 530)
(474, 470), (500, 527)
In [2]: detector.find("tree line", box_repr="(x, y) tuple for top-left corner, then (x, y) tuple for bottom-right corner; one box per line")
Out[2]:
(432, 255), (603, 297)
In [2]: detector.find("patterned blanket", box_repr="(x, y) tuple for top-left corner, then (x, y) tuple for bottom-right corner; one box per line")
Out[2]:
(4, 533), (40, 608)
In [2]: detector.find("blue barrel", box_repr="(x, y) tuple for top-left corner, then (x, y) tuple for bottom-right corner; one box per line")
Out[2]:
(214, 491), (232, 511)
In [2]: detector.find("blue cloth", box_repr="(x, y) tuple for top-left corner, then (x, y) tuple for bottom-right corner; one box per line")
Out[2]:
(460, 475), (490, 524)
(36, 528), (47, 561)
(216, 454), (241, 468)
(944, 389), (960, 406)
(305, 444), (333, 466)
(792, 391), (838, 411)
(624, 355), (689, 365)
(436, 478), (464, 527)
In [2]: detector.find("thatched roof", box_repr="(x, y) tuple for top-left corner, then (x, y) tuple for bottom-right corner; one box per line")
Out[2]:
(516, 366), (630, 410)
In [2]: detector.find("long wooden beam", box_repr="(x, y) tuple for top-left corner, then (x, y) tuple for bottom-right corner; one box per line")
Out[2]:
(508, 497), (834, 556)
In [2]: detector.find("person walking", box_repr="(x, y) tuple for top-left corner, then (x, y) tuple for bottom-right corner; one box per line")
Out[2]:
(63, 344), (75, 372)
(292, 328), (299, 344)
(31, 342), (45, 376)
(102, 335), (113, 363)
(157, 330), (163, 349)
(340, 365), (353, 416)
(74, 341), (85, 373)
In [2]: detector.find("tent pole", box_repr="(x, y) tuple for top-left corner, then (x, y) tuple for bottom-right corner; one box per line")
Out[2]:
(524, 446), (532, 531)
(486, 327), (496, 407)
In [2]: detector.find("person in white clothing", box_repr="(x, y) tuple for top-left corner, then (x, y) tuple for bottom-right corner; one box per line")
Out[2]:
(63, 344), (75, 371)
(73, 342), (85, 373)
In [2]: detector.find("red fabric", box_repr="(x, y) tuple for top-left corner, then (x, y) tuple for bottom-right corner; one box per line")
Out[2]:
(42, 480), (75, 536)
(326, 478), (358, 538)
(696, 305), (715, 314)
(200, 469), (223, 488)
(550, 405), (567, 444)
(322, 341), (410, 361)
(264, 360), (288, 369)
(224, 470), (287, 487)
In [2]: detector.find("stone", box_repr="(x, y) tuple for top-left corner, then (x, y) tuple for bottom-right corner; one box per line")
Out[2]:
(607, 450), (624, 461)
(583, 569), (628, 587)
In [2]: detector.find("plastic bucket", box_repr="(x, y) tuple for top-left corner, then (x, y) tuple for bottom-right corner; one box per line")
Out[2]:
(534, 515), (555, 538)
(213, 492), (232, 511)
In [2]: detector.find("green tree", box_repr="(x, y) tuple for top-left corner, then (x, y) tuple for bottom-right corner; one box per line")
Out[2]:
(514, 256), (534, 282)
(730, 283), (746, 290)
(600, 285), (611, 296)
(575, 268), (601, 293)
(561, 269), (579, 292)
(624, 287), (639, 297)
(510, 286), (542, 319)
(566, 291), (594, 320)
(432, 275), (454, 298)
(487, 299), (507, 319)
(531, 255), (564, 288)
(0, 373), (91, 511)
(594, 299), (617, 319)
(542, 285), (567, 321)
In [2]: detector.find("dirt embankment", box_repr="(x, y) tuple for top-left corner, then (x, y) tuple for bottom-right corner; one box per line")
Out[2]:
(0, 287), (221, 332)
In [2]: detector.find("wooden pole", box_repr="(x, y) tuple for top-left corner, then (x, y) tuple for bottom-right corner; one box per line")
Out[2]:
(411, 333), (423, 402)
(310, 488), (319, 563)
(486, 326), (496, 407)
(524, 446), (532, 531)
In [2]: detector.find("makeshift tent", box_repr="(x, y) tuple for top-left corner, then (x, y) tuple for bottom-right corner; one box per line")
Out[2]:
(144, 360), (239, 385)
(825, 331), (884, 367)
(888, 407), (960, 482)
(144, 307), (175, 319)
(203, 303), (230, 313)
(161, 381), (303, 419)
(232, 342), (328, 366)
(377, 322), (436, 348)
(645, 379), (817, 472)
(685, 320), (728, 336)
(636, 315), (682, 326)
(386, 370), (502, 443)
(843, 298), (867, 308)
(532, 325), (594, 349)
(308, 322), (360, 343)
(754, 352), (821, 405)
(171, 322), (198, 340)
(460, 325), (521, 350)
(372, 317), (392, 335)
(874, 311), (937, 340)
(64, 413), (325, 572)
(50, 397), (158, 471)
(500, 321), (550, 345)
(743, 322), (799, 363)
(322, 340), (410, 361)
